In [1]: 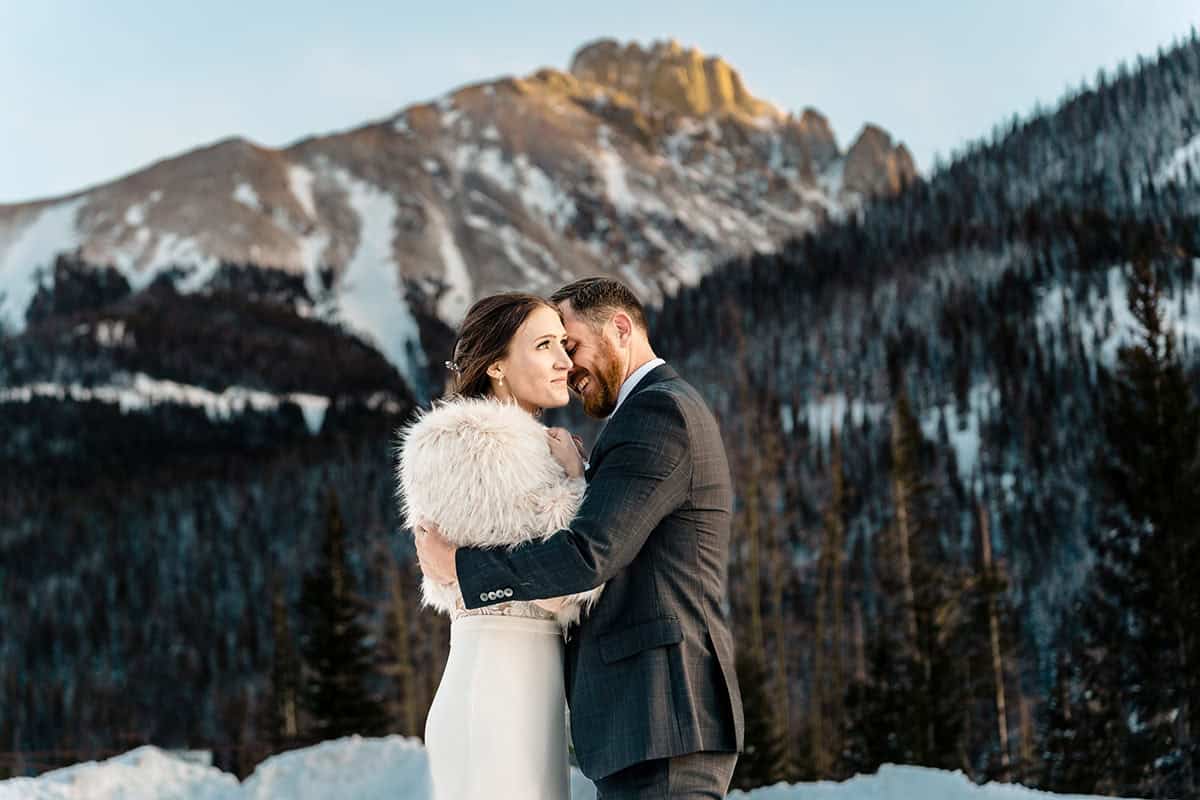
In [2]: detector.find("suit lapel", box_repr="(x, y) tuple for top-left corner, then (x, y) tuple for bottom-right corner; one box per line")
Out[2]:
(584, 364), (677, 481)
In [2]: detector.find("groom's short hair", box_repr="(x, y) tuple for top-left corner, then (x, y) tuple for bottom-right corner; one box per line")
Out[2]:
(551, 276), (647, 332)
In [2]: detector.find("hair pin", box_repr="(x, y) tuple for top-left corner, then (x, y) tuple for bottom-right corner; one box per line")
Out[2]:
(444, 360), (462, 374)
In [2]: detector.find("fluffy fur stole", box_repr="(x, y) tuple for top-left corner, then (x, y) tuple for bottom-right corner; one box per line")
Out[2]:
(395, 396), (602, 627)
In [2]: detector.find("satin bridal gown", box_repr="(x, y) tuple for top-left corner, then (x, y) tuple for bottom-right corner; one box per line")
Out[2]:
(423, 601), (571, 800)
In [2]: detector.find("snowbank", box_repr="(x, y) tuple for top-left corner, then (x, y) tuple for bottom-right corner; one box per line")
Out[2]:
(0, 745), (239, 800)
(727, 764), (1111, 799)
(0, 737), (1122, 800)
(240, 737), (428, 800)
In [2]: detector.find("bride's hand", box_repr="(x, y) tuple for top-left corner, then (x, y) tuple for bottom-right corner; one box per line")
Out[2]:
(546, 427), (584, 479)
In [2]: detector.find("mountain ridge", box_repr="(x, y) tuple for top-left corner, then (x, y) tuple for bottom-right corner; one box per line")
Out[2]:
(0, 38), (916, 391)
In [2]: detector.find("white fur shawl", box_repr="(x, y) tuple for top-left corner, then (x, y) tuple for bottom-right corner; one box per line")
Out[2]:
(395, 396), (602, 627)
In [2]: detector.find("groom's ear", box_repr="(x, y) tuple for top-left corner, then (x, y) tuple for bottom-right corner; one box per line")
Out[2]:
(611, 311), (633, 343)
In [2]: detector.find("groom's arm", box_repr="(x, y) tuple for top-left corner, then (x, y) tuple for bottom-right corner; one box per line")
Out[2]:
(456, 388), (692, 608)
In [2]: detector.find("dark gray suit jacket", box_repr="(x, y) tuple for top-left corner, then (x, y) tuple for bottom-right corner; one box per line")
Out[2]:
(457, 364), (745, 780)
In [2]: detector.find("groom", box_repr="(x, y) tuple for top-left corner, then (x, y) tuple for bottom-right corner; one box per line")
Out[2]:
(415, 276), (744, 798)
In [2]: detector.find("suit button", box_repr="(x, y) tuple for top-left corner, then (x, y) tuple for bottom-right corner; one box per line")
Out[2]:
(479, 593), (488, 602)
(504, 588), (514, 597)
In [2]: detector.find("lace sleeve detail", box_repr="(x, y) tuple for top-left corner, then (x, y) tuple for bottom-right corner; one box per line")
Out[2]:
(451, 597), (558, 622)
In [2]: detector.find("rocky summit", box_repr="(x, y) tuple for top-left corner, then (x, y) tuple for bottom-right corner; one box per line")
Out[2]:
(568, 38), (781, 120)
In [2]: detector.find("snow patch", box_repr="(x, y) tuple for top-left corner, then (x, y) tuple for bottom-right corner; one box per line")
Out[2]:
(291, 393), (330, 435)
(430, 208), (472, 323)
(297, 229), (331, 298)
(795, 393), (886, 443)
(516, 155), (576, 229)
(673, 249), (709, 288)
(497, 224), (553, 285)
(920, 382), (1000, 484)
(436, 95), (462, 129)
(1035, 265), (1200, 366)
(762, 202), (818, 229)
(663, 117), (704, 166)
(768, 131), (784, 172)
(122, 192), (162, 228)
(461, 145), (517, 192)
(0, 375), (330, 435)
(819, 158), (846, 198)
(232, 182), (261, 211)
(333, 170), (425, 389)
(595, 126), (636, 215)
(455, 145), (575, 230)
(88, 319), (133, 348)
(144, 232), (220, 293)
(457, 209), (555, 286)
(287, 164), (318, 220)
(1156, 132), (1200, 186)
(0, 198), (85, 333)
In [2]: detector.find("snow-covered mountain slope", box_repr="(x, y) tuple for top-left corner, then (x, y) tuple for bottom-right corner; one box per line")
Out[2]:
(0, 736), (1124, 800)
(0, 39), (914, 388)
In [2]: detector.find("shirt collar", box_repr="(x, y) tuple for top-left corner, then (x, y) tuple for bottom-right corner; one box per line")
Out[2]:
(609, 358), (666, 420)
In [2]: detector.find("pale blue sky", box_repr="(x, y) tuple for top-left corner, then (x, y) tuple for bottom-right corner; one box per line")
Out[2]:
(1, 1), (1197, 204)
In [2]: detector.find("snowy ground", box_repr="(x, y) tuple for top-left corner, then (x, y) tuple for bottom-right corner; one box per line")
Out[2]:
(0, 736), (1123, 800)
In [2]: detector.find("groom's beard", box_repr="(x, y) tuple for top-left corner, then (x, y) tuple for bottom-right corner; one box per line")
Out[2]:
(573, 339), (624, 419)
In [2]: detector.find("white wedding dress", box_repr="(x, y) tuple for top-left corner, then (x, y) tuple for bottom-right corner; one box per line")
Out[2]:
(396, 397), (601, 800)
(424, 603), (571, 800)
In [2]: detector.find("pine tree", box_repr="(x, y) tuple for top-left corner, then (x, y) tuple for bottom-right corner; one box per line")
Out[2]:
(854, 384), (969, 771)
(888, 387), (941, 763)
(731, 646), (792, 790)
(1040, 644), (1113, 793)
(378, 556), (421, 737)
(889, 389), (927, 673)
(728, 391), (793, 789)
(842, 631), (921, 771)
(1083, 256), (1200, 796)
(265, 574), (300, 748)
(974, 498), (1018, 780)
(298, 490), (388, 742)
(810, 428), (847, 776)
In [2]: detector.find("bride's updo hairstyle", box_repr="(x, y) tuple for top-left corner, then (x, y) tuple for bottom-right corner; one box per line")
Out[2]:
(446, 292), (560, 399)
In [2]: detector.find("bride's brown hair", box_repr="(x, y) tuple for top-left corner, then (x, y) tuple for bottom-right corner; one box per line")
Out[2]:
(446, 293), (561, 399)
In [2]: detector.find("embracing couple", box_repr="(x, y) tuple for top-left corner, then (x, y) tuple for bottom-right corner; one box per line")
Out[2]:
(399, 277), (744, 799)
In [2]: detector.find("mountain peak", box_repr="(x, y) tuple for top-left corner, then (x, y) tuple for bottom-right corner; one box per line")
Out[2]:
(568, 38), (781, 120)
(844, 123), (918, 195)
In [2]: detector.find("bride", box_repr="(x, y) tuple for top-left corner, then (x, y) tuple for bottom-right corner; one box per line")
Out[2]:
(395, 292), (602, 800)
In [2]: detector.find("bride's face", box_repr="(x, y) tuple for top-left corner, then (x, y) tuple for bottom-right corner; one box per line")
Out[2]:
(490, 305), (572, 413)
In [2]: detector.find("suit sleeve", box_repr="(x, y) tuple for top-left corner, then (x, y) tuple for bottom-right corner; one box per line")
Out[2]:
(456, 388), (692, 607)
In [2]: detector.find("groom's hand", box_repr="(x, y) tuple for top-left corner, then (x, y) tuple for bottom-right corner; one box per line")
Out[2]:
(414, 519), (459, 586)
